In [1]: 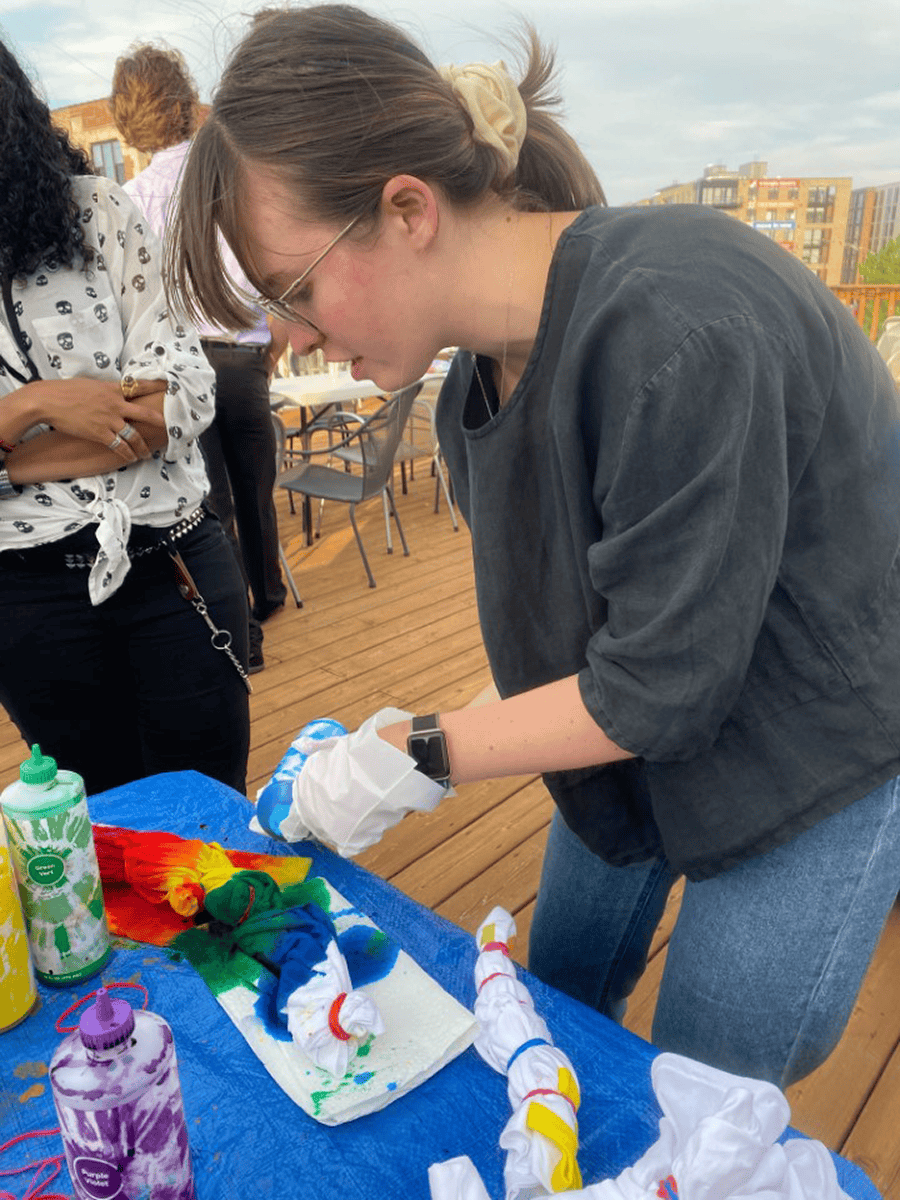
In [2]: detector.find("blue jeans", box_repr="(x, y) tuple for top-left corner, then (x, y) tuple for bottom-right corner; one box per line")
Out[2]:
(0, 515), (250, 796)
(529, 775), (900, 1087)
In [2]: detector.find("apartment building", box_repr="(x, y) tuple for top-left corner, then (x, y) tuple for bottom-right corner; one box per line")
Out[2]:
(52, 96), (211, 187)
(637, 162), (853, 288)
(842, 181), (900, 282)
(52, 98), (150, 184)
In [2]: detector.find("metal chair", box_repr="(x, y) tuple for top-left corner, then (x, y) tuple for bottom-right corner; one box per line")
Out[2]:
(270, 411), (304, 609)
(393, 384), (458, 532)
(276, 383), (421, 588)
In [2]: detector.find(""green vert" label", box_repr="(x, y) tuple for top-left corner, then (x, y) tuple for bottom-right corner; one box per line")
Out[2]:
(26, 854), (66, 887)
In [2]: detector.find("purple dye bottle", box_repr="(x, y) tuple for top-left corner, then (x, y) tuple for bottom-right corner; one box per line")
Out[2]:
(49, 986), (196, 1200)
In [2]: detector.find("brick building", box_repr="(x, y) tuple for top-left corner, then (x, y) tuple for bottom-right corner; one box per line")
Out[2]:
(636, 161), (853, 288)
(52, 98), (150, 184)
(842, 181), (900, 282)
(52, 97), (211, 186)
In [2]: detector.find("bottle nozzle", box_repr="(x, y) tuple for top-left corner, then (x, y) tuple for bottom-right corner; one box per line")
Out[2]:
(19, 743), (58, 786)
(94, 987), (115, 1024)
(79, 986), (135, 1050)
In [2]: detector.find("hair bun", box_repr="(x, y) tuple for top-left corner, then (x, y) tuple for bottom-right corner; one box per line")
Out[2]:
(438, 60), (526, 178)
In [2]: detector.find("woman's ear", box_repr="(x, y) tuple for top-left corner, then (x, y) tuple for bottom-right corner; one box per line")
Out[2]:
(380, 175), (439, 249)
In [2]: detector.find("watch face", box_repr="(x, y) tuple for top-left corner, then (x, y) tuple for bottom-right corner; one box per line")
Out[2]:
(409, 731), (450, 781)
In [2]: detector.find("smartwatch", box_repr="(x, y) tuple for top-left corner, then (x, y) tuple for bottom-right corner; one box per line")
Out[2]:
(407, 714), (452, 787)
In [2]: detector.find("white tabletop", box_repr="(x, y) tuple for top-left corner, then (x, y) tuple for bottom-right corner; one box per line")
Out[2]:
(270, 362), (450, 409)
(270, 372), (382, 408)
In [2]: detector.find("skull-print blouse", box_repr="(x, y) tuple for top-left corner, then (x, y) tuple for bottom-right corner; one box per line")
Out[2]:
(0, 175), (215, 603)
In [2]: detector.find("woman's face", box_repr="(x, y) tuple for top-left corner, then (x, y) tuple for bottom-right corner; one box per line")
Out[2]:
(241, 166), (440, 390)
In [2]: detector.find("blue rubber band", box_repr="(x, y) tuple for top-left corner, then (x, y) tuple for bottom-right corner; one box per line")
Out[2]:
(506, 1037), (550, 1072)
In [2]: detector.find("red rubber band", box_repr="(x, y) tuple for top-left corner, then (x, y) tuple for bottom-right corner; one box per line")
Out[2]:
(55, 982), (149, 1033)
(522, 1087), (577, 1114)
(481, 941), (509, 956)
(0, 437), (16, 454)
(328, 993), (351, 1041)
(477, 971), (510, 990)
(236, 883), (257, 925)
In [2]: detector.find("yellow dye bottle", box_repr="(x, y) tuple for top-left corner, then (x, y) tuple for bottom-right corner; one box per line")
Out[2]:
(0, 815), (38, 1032)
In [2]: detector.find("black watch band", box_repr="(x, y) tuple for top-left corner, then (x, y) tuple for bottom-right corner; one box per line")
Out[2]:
(407, 714), (451, 787)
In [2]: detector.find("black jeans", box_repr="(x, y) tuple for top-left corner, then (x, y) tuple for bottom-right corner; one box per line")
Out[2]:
(0, 515), (250, 796)
(199, 341), (287, 621)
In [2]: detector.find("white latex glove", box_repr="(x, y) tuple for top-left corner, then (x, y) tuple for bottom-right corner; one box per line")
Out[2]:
(278, 707), (449, 856)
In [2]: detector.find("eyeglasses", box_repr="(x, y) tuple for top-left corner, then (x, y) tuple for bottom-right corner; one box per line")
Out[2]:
(252, 215), (361, 330)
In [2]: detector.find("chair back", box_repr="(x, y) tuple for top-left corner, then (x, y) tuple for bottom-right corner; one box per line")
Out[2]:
(354, 383), (422, 500)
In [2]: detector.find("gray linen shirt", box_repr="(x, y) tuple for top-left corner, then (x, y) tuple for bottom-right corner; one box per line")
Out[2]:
(437, 205), (900, 880)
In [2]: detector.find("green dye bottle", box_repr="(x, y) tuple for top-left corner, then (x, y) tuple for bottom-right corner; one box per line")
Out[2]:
(0, 745), (110, 986)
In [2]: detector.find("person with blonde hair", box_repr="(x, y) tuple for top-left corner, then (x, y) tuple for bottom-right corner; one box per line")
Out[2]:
(112, 42), (288, 673)
(170, 4), (900, 1088)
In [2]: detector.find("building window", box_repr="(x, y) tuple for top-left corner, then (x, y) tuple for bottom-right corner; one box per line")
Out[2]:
(806, 186), (835, 224)
(91, 139), (125, 184)
(788, 187), (799, 200)
(802, 228), (830, 264)
(786, 209), (796, 222)
(766, 209), (776, 221)
(768, 187), (779, 200)
(699, 183), (739, 207)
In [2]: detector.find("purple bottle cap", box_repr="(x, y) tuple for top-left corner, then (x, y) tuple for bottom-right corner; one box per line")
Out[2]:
(79, 987), (136, 1050)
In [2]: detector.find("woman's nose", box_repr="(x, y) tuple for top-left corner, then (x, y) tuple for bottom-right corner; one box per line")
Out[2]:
(287, 325), (323, 358)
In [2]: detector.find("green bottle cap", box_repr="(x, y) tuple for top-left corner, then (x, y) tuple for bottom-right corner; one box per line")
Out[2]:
(20, 744), (58, 786)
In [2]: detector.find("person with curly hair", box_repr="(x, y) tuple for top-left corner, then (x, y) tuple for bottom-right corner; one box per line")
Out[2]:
(110, 43), (288, 675)
(0, 37), (250, 795)
(169, 5), (900, 1088)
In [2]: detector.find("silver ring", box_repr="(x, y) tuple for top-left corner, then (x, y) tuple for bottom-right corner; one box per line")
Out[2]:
(118, 423), (137, 442)
(108, 434), (123, 451)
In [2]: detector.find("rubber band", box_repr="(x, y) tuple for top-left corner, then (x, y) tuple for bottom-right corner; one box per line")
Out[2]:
(522, 1086), (577, 1114)
(506, 1037), (550, 1072)
(0, 1128), (66, 1200)
(55, 981), (149, 1033)
(481, 940), (509, 956)
(477, 971), (510, 990)
(236, 884), (257, 925)
(328, 992), (351, 1041)
(0, 437), (16, 453)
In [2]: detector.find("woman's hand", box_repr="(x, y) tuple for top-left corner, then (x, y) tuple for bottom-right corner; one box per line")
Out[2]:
(6, 378), (168, 465)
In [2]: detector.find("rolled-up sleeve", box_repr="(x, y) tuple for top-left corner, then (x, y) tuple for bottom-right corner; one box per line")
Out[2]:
(579, 316), (809, 761)
(102, 185), (215, 458)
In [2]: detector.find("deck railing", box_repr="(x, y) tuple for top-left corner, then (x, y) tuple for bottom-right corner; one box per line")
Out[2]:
(830, 284), (900, 341)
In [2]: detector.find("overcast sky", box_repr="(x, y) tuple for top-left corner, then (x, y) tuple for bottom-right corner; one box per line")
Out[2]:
(2, 0), (898, 205)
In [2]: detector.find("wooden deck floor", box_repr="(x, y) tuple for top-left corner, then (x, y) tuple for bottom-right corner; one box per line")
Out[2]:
(2, 458), (898, 1197)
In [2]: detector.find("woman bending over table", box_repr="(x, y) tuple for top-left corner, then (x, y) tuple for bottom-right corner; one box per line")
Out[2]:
(0, 39), (250, 795)
(168, 4), (900, 1087)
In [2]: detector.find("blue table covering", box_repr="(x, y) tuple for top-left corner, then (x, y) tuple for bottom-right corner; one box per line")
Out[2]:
(0, 771), (881, 1199)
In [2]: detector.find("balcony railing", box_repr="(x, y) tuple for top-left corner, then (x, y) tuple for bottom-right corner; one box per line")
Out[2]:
(830, 284), (900, 341)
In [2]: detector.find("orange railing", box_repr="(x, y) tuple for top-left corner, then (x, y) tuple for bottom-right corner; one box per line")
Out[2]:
(830, 285), (900, 342)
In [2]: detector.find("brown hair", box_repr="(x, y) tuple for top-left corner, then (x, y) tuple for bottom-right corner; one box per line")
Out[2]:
(168, 3), (606, 330)
(110, 43), (199, 154)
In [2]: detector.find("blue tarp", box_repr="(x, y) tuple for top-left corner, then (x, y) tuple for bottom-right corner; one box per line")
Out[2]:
(0, 771), (882, 1199)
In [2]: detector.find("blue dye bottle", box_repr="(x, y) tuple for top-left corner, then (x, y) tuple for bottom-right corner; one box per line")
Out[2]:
(256, 718), (347, 838)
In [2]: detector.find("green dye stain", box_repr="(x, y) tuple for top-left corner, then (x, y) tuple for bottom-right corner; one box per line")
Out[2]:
(54, 923), (71, 956)
(39, 893), (74, 923)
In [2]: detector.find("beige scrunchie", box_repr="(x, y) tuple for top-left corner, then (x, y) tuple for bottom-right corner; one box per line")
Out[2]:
(438, 60), (527, 178)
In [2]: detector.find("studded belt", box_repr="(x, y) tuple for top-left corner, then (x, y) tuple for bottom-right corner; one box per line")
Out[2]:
(3, 506), (207, 571)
